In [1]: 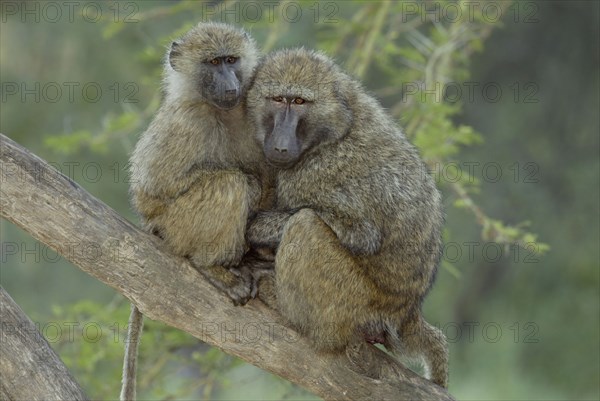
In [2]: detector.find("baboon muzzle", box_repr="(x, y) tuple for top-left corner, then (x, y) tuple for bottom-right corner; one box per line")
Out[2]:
(266, 107), (301, 168)
(215, 64), (240, 99)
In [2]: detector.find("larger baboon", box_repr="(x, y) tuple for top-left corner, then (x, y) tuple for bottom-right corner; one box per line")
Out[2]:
(122, 23), (271, 400)
(245, 48), (449, 387)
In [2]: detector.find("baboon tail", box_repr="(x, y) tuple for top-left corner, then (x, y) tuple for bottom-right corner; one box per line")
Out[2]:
(385, 315), (449, 388)
(120, 304), (144, 401)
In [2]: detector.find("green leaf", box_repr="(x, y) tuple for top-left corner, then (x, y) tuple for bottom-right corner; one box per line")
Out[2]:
(44, 131), (92, 155)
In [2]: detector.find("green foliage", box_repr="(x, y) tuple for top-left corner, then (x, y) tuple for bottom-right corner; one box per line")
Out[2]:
(44, 299), (128, 397)
(46, 298), (250, 399)
(44, 130), (93, 155)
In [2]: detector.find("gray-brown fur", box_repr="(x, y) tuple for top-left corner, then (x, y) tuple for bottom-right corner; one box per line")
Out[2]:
(122, 23), (271, 400)
(130, 21), (269, 301)
(245, 48), (449, 388)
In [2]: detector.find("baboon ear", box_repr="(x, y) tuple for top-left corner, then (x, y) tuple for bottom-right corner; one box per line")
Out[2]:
(169, 41), (182, 71)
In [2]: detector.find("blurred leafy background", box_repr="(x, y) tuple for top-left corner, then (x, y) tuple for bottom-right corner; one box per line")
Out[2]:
(1, 0), (598, 400)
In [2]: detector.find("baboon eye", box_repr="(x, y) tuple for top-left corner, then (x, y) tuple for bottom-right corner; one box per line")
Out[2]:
(293, 97), (306, 105)
(272, 96), (284, 102)
(210, 58), (220, 65)
(225, 56), (237, 64)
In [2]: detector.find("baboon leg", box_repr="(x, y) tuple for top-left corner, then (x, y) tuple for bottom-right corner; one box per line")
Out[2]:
(157, 171), (252, 266)
(275, 208), (373, 351)
(391, 314), (449, 388)
(154, 171), (256, 304)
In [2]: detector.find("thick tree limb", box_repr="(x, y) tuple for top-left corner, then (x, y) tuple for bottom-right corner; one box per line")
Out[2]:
(0, 286), (89, 401)
(0, 133), (455, 401)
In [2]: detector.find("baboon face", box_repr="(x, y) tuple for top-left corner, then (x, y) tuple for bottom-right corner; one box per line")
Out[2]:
(249, 49), (353, 169)
(261, 95), (311, 168)
(195, 53), (243, 109)
(168, 22), (258, 110)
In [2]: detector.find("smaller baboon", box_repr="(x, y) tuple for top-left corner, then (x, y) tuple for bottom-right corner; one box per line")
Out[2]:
(245, 48), (449, 387)
(121, 23), (271, 400)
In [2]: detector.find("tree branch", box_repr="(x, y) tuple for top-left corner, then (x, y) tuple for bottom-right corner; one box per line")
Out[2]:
(0, 133), (455, 401)
(0, 286), (89, 400)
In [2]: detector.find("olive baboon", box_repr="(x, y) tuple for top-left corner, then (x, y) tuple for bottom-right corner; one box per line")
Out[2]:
(245, 48), (449, 388)
(121, 23), (270, 400)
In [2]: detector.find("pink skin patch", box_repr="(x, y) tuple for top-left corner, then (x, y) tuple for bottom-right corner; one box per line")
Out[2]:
(363, 331), (386, 345)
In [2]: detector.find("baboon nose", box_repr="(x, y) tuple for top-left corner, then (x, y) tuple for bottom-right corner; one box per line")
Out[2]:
(225, 89), (238, 95)
(274, 147), (288, 153)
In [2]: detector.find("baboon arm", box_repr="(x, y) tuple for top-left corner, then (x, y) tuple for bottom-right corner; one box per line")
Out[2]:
(248, 208), (382, 256)
(314, 209), (382, 256)
(246, 210), (295, 248)
(165, 169), (218, 199)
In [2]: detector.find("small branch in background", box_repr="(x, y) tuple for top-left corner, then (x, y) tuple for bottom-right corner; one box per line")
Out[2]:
(353, 1), (392, 79)
(332, 5), (373, 57)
